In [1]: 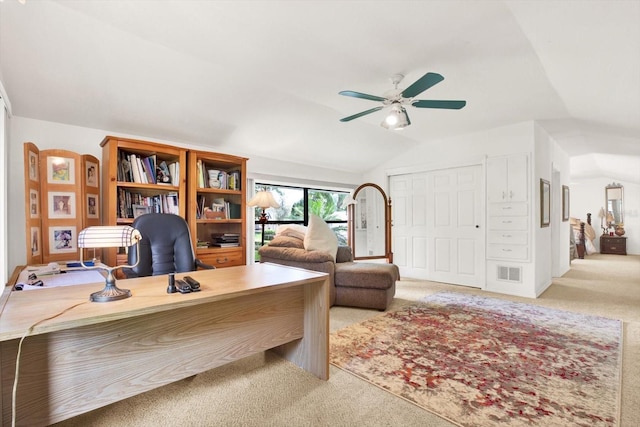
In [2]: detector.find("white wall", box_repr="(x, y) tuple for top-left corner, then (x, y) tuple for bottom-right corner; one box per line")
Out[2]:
(7, 117), (364, 270)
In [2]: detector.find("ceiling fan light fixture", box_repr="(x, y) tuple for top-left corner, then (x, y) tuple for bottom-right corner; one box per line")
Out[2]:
(381, 104), (410, 130)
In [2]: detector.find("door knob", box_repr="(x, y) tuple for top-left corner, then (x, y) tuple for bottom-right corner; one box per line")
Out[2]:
(475, 225), (479, 228)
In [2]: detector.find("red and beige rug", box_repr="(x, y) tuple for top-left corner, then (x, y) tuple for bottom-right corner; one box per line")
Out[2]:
(330, 292), (622, 426)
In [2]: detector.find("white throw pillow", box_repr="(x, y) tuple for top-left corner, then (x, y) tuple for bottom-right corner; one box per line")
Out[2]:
(304, 214), (338, 261)
(275, 224), (308, 240)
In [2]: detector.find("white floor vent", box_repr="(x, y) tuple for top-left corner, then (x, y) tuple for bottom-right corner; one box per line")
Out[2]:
(497, 266), (521, 282)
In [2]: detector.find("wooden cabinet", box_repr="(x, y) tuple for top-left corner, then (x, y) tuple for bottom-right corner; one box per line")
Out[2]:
(600, 236), (627, 255)
(487, 154), (528, 203)
(101, 136), (187, 267)
(187, 150), (247, 268)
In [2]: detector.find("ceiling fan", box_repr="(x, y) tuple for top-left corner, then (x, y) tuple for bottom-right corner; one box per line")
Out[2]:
(339, 72), (466, 130)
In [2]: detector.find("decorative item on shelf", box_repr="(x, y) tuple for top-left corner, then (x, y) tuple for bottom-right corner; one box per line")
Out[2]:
(77, 226), (142, 302)
(247, 190), (280, 246)
(614, 224), (625, 236)
(203, 207), (225, 220)
(208, 169), (221, 189)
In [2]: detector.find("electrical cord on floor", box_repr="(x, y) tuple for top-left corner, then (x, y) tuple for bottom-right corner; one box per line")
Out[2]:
(11, 301), (89, 427)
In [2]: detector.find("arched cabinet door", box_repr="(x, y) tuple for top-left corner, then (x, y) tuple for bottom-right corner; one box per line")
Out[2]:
(348, 183), (393, 263)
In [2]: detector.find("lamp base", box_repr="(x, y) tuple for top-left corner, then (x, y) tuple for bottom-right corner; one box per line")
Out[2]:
(90, 284), (132, 302)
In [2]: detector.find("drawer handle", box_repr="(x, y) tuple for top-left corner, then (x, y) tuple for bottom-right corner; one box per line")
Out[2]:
(502, 206), (512, 210)
(216, 257), (229, 264)
(610, 246), (617, 250)
(502, 249), (513, 252)
(502, 234), (512, 237)
(502, 220), (512, 224)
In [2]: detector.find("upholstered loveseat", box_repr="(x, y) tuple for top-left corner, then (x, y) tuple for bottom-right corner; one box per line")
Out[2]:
(258, 232), (399, 311)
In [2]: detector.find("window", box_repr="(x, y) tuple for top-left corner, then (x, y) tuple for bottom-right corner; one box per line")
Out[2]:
(252, 183), (350, 261)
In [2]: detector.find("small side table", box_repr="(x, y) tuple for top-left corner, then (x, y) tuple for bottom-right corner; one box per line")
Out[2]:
(600, 235), (627, 255)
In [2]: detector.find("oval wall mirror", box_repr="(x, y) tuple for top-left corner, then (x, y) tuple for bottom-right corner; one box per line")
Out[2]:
(348, 183), (393, 262)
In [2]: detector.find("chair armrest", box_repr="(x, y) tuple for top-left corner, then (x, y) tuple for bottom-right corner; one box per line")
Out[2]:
(336, 246), (353, 263)
(195, 258), (216, 270)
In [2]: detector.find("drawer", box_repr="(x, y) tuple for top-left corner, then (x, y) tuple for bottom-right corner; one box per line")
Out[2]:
(488, 244), (528, 260)
(488, 203), (528, 216)
(600, 236), (627, 255)
(199, 249), (244, 268)
(488, 216), (528, 231)
(488, 231), (528, 245)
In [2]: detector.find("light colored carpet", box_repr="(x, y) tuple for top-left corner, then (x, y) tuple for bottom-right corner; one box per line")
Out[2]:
(55, 254), (639, 427)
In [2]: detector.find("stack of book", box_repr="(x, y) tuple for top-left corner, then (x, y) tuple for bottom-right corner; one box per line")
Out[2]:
(211, 233), (240, 247)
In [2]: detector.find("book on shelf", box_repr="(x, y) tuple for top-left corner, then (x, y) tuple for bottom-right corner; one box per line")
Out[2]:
(228, 171), (240, 191)
(211, 233), (240, 244)
(142, 155), (156, 184)
(169, 162), (179, 186)
(211, 242), (240, 247)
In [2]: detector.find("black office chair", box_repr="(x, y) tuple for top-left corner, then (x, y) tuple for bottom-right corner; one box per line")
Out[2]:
(124, 213), (214, 278)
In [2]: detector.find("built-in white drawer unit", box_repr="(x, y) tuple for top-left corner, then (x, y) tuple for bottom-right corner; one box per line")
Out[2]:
(488, 244), (528, 260)
(488, 203), (528, 217)
(488, 231), (528, 245)
(488, 216), (528, 231)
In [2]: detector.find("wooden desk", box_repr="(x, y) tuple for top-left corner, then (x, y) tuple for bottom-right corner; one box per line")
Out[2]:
(0, 263), (329, 426)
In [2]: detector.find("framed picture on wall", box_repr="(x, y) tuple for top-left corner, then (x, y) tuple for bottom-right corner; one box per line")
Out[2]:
(49, 226), (77, 254)
(47, 156), (75, 185)
(29, 189), (40, 219)
(87, 194), (99, 219)
(49, 192), (76, 219)
(562, 185), (570, 222)
(540, 179), (550, 228)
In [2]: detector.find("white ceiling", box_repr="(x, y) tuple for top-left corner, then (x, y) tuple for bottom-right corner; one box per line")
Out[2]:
(1, 0), (639, 180)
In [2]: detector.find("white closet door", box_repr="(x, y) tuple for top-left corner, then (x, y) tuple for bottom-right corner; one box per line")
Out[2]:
(390, 173), (429, 279)
(427, 165), (485, 287)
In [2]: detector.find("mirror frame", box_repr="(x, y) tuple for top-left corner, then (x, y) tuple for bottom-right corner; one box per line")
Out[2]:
(347, 183), (393, 263)
(605, 182), (624, 225)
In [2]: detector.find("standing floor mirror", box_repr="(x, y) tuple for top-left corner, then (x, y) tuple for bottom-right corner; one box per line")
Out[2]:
(348, 183), (393, 262)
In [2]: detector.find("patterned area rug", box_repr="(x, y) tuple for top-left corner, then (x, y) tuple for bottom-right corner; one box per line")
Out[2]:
(330, 292), (622, 426)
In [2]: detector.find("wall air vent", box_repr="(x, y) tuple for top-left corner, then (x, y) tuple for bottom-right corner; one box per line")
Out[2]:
(497, 266), (521, 282)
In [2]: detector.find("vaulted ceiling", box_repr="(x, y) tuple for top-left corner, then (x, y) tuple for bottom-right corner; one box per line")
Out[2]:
(1, 1), (638, 181)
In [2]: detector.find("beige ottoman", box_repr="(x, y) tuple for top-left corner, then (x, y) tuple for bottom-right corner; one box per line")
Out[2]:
(334, 262), (399, 310)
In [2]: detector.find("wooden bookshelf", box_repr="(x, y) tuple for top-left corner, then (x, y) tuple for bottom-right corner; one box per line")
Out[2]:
(100, 136), (187, 267)
(187, 150), (247, 268)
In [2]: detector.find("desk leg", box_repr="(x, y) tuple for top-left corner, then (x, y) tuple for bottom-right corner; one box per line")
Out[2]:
(273, 277), (329, 380)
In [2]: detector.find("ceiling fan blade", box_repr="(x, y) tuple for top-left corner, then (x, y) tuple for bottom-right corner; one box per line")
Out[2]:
(401, 72), (444, 99)
(339, 91), (387, 102)
(339, 106), (384, 122)
(412, 100), (466, 110)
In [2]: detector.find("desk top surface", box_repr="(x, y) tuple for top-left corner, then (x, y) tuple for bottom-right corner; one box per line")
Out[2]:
(0, 263), (327, 341)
